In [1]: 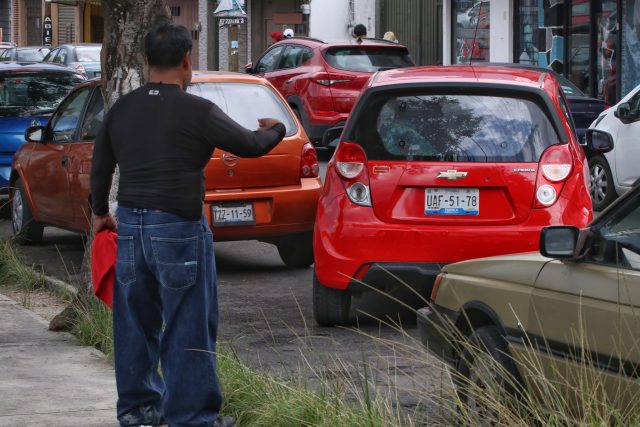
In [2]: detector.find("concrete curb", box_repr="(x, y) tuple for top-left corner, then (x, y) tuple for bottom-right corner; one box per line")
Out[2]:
(44, 274), (78, 297)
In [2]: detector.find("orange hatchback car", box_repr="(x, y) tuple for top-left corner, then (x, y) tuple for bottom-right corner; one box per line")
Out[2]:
(10, 72), (322, 267)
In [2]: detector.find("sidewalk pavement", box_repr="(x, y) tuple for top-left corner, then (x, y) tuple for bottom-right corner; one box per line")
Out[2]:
(0, 293), (118, 426)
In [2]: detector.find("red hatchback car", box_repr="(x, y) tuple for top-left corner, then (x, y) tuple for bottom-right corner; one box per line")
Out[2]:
(247, 37), (414, 145)
(313, 65), (595, 325)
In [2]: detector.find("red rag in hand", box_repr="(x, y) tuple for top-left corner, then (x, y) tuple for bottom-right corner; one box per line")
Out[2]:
(91, 229), (117, 309)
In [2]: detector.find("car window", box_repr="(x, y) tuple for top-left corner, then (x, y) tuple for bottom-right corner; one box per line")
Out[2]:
(301, 48), (313, 64)
(351, 92), (560, 162)
(50, 86), (92, 142)
(16, 48), (49, 62)
(0, 71), (85, 116)
(279, 45), (305, 69)
(586, 193), (640, 270)
(0, 50), (8, 60)
(558, 91), (577, 138)
(255, 46), (284, 73)
(324, 46), (413, 72)
(42, 48), (57, 62)
(54, 49), (67, 64)
(628, 90), (640, 116)
(188, 82), (297, 137)
(75, 47), (101, 62)
(555, 74), (584, 97)
(79, 88), (104, 141)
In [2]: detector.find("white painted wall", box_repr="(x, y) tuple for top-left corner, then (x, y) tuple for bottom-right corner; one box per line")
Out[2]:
(309, 0), (376, 42)
(490, 0), (513, 62)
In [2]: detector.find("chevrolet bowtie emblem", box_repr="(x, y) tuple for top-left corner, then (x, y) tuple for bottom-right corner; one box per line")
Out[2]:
(222, 153), (239, 167)
(436, 170), (468, 180)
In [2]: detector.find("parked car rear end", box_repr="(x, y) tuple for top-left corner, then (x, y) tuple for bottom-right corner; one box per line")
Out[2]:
(313, 65), (593, 326)
(249, 38), (414, 146)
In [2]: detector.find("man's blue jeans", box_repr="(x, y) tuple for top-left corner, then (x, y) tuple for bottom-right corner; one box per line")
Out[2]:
(114, 207), (222, 427)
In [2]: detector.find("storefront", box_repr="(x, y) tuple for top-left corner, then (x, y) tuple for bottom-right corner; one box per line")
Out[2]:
(444, 0), (640, 104)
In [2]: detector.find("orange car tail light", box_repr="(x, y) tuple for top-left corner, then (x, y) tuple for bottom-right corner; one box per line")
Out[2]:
(335, 141), (371, 207)
(430, 273), (444, 302)
(534, 144), (573, 208)
(300, 142), (319, 178)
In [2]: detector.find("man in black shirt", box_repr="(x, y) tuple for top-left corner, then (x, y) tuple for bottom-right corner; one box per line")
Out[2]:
(91, 23), (284, 427)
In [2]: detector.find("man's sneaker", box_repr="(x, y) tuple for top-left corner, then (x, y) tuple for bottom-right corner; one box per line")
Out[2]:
(212, 416), (235, 427)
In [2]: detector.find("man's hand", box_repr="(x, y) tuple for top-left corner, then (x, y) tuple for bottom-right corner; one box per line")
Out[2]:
(92, 213), (116, 234)
(258, 118), (282, 131)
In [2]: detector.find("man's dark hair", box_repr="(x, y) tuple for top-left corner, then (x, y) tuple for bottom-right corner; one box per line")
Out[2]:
(144, 22), (193, 68)
(353, 24), (367, 37)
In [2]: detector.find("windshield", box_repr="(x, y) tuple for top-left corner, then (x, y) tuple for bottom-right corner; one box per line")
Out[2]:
(75, 47), (101, 62)
(0, 71), (84, 116)
(324, 46), (413, 72)
(16, 48), (50, 62)
(352, 93), (560, 162)
(188, 82), (297, 136)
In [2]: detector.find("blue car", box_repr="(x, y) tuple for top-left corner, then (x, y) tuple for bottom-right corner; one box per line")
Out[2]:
(0, 62), (85, 191)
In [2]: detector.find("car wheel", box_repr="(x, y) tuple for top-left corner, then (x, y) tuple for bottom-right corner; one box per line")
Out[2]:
(454, 326), (522, 421)
(276, 232), (314, 268)
(589, 156), (618, 211)
(313, 271), (351, 326)
(11, 179), (43, 245)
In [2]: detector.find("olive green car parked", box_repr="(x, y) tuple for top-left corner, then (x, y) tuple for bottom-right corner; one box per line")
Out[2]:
(418, 130), (640, 414)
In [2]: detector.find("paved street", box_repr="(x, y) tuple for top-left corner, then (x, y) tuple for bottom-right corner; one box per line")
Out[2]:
(0, 154), (447, 424)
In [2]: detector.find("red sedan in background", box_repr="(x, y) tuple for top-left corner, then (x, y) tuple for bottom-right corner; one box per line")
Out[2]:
(313, 65), (598, 326)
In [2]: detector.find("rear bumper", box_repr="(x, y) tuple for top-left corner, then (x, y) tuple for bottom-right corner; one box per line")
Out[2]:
(305, 113), (349, 142)
(204, 177), (322, 241)
(417, 305), (458, 365)
(314, 188), (591, 290)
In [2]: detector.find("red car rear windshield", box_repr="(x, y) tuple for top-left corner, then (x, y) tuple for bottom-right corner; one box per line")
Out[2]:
(351, 93), (561, 162)
(324, 46), (413, 72)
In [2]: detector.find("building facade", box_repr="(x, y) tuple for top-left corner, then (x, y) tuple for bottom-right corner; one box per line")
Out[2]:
(441, 0), (640, 104)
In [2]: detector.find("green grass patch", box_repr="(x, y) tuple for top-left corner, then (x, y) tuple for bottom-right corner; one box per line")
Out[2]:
(0, 240), (44, 292)
(73, 295), (114, 360)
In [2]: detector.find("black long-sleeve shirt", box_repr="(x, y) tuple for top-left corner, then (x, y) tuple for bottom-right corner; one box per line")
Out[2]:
(90, 82), (286, 220)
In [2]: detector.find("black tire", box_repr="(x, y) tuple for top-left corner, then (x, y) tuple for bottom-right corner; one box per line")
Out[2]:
(454, 326), (523, 420)
(11, 179), (43, 245)
(313, 271), (351, 326)
(589, 155), (618, 211)
(276, 232), (314, 268)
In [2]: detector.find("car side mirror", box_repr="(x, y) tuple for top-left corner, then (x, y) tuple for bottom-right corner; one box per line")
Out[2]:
(25, 126), (45, 143)
(540, 226), (579, 259)
(585, 129), (614, 154)
(614, 102), (632, 121)
(322, 125), (344, 148)
(244, 62), (254, 74)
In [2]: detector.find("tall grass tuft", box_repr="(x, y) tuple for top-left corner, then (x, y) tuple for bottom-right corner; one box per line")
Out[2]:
(73, 295), (115, 359)
(0, 240), (44, 291)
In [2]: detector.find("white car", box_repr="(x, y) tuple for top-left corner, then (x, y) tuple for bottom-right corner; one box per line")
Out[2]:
(587, 83), (640, 210)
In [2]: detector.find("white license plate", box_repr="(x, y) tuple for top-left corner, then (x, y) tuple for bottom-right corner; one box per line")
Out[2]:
(211, 203), (255, 227)
(425, 188), (479, 216)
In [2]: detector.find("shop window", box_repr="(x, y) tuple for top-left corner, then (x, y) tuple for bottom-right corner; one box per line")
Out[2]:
(453, 0), (490, 64)
(621, 0), (640, 97)
(170, 6), (181, 17)
(597, 1), (617, 104)
(516, 0), (566, 74)
(567, 0), (591, 94)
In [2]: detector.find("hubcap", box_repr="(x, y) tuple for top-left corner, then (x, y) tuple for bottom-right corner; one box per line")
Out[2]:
(11, 190), (23, 234)
(590, 164), (607, 204)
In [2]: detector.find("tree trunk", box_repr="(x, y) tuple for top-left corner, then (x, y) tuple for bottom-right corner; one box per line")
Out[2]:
(49, 0), (170, 331)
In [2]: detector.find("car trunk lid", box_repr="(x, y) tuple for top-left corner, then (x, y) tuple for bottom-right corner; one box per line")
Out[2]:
(189, 81), (302, 190)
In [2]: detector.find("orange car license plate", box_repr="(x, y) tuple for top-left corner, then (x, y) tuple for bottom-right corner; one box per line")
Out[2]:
(211, 203), (255, 227)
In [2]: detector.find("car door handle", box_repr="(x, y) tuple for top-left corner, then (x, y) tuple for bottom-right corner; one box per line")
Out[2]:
(61, 155), (69, 168)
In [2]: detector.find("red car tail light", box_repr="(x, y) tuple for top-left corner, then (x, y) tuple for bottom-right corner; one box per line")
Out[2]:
(310, 72), (355, 86)
(300, 142), (319, 178)
(335, 142), (371, 207)
(534, 144), (573, 208)
(430, 273), (444, 301)
(74, 63), (87, 79)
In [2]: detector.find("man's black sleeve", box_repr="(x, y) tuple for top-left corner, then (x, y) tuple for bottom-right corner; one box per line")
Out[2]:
(90, 115), (116, 216)
(203, 103), (286, 157)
